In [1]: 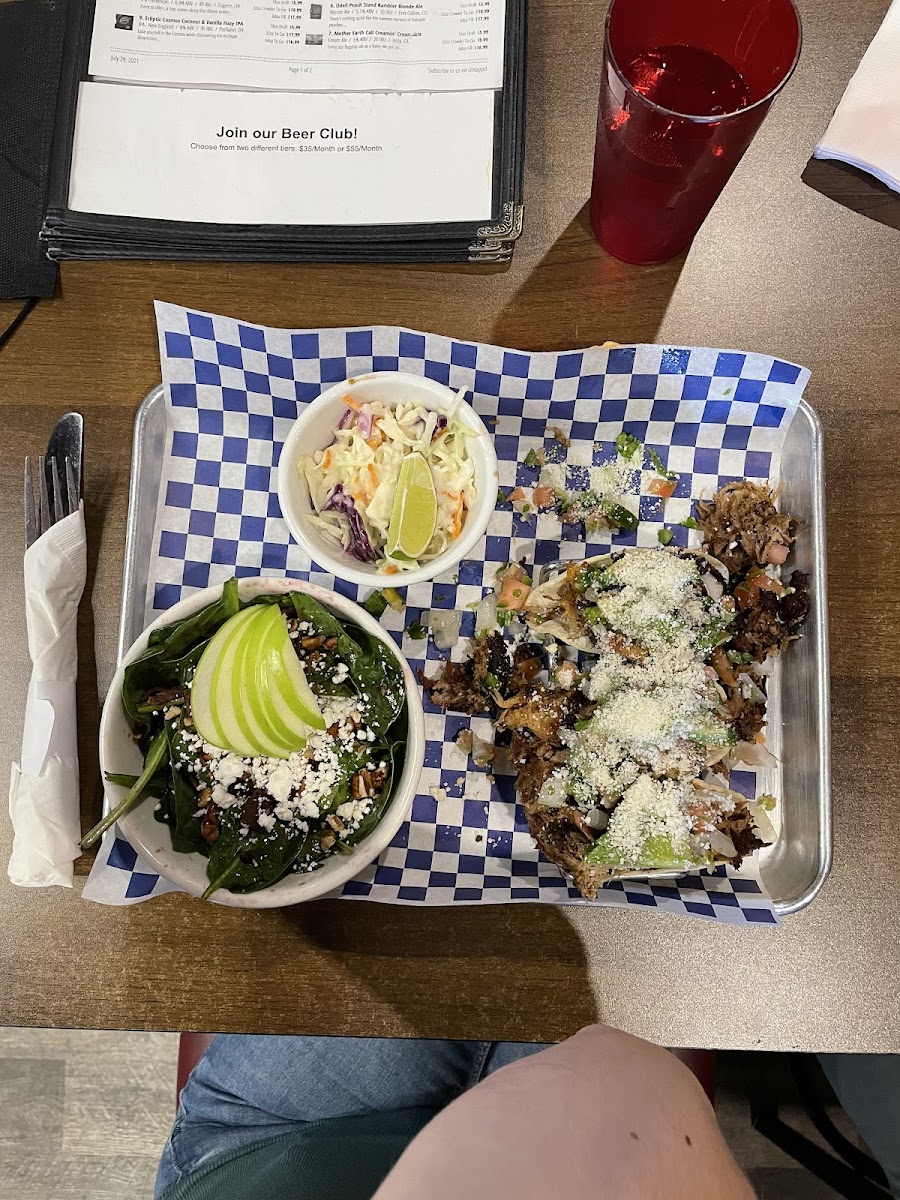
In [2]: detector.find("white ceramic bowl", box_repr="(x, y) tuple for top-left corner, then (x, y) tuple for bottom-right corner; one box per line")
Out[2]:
(100, 577), (425, 908)
(276, 371), (499, 588)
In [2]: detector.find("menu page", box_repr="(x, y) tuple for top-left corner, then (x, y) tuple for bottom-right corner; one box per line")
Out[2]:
(87, 0), (505, 91)
(67, 82), (496, 224)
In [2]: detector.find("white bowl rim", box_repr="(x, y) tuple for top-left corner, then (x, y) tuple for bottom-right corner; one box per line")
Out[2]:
(276, 370), (499, 589)
(101, 576), (425, 908)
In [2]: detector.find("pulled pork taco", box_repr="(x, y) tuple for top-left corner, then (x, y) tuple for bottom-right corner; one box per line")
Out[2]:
(524, 547), (730, 655)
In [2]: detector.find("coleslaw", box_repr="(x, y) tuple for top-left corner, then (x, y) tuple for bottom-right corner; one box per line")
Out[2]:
(299, 390), (477, 571)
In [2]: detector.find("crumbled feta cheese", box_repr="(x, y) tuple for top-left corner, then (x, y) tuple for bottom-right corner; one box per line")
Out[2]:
(266, 760), (294, 806)
(215, 753), (246, 789)
(336, 797), (371, 827)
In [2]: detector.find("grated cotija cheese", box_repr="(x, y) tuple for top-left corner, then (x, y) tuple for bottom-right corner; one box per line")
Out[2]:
(601, 774), (694, 862)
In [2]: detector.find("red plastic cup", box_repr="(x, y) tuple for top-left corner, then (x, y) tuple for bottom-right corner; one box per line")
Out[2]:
(589, 0), (801, 264)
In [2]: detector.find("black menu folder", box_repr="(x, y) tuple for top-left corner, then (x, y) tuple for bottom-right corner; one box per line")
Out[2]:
(41, 0), (527, 264)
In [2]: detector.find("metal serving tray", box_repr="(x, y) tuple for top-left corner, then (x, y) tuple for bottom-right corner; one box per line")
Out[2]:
(118, 387), (831, 916)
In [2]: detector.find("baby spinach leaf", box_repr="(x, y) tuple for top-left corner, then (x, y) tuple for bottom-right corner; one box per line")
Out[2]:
(346, 629), (405, 739)
(289, 593), (363, 660)
(202, 808), (311, 898)
(345, 740), (405, 845)
(166, 725), (206, 848)
(148, 577), (240, 660)
(82, 730), (169, 849)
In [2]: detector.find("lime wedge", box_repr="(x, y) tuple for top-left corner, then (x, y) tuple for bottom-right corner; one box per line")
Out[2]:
(387, 452), (437, 560)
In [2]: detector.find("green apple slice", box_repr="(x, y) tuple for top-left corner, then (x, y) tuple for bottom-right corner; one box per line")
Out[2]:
(251, 604), (314, 750)
(228, 607), (296, 758)
(192, 601), (325, 760)
(258, 607), (326, 733)
(255, 604), (326, 734)
(192, 606), (259, 754)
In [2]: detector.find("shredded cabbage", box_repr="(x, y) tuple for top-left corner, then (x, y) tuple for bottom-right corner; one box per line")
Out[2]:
(299, 391), (477, 571)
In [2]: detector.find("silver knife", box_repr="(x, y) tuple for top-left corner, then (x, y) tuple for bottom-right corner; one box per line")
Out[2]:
(43, 413), (84, 514)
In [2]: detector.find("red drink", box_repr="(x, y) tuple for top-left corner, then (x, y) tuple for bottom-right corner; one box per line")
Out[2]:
(589, 0), (801, 264)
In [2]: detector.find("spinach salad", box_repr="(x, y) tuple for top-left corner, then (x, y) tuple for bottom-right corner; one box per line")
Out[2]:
(83, 580), (407, 899)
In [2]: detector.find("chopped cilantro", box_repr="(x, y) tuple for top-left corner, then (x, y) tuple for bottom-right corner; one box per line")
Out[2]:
(574, 718), (591, 732)
(615, 431), (642, 461)
(646, 447), (678, 482)
(484, 672), (500, 690)
(680, 516), (699, 530)
(407, 621), (427, 640)
(524, 448), (542, 468)
(657, 528), (674, 545)
(521, 503), (532, 514)
(723, 387), (733, 396)
(727, 650), (754, 665)
(497, 487), (507, 505)
(647, 447), (666, 474)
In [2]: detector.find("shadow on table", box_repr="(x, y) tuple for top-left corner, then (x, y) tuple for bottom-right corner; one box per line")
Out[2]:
(491, 203), (687, 351)
(281, 898), (597, 1044)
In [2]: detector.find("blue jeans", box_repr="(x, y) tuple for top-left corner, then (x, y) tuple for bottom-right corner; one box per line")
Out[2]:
(155, 1035), (546, 1198)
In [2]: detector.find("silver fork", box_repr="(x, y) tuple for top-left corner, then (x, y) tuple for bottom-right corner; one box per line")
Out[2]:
(24, 455), (80, 548)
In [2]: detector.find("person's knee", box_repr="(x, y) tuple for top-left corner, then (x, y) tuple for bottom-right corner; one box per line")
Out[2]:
(376, 1024), (755, 1200)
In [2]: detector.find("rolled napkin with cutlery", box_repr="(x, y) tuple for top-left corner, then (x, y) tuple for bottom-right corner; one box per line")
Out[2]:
(814, 0), (900, 192)
(8, 423), (86, 888)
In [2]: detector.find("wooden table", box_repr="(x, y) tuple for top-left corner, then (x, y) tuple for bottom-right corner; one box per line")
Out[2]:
(1, 0), (898, 1053)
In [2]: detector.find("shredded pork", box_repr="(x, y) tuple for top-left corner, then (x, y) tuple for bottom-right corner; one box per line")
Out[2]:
(697, 481), (795, 576)
(421, 477), (811, 899)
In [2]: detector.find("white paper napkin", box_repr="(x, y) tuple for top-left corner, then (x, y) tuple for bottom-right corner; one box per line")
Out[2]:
(814, 0), (900, 192)
(8, 507), (87, 887)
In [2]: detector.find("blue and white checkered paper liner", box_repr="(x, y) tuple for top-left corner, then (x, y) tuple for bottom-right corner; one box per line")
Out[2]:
(83, 301), (810, 924)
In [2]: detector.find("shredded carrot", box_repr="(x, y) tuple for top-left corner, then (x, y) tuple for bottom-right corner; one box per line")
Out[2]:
(367, 464), (378, 491)
(321, 448), (333, 471)
(367, 431), (383, 450)
(648, 477), (677, 499)
(343, 393), (364, 412)
(383, 565), (399, 575)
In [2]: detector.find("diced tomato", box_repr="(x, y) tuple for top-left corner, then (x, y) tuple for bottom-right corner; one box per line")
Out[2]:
(498, 575), (532, 610)
(506, 487), (525, 502)
(533, 486), (555, 508)
(648, 477), (677, 499)
(734, 568), (783, 610)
